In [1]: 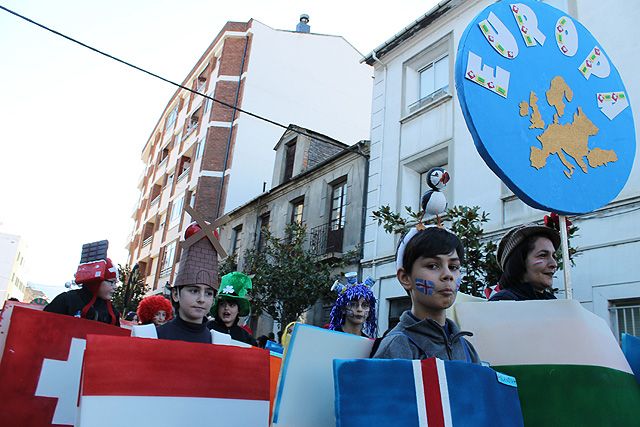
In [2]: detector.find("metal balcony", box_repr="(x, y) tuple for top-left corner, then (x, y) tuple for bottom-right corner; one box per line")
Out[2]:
(309, 221), (344, 257)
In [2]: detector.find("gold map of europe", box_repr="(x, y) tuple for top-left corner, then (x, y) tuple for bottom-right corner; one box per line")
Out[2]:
(519, 76), (617, 179)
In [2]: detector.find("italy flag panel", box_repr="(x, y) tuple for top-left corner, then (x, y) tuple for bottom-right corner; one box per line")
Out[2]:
(333, 358), (523, 427)
(455, 299), (640, 425)
(79, 335), (270, 427)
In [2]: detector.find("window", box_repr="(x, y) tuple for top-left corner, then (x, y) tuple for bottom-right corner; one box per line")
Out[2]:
(169, 196), (184, 227)
(291, 197), (304, 224)
(388, 297), (412, 330)
(195, 138), (206, 159)
(404, 35), (451, 114)
(419, 55), (449, 102)
(231, 224), (243, 255)
(165, 172), (174, 188)
(159, 147), (169, 164)
(178, 156), (191, 179)
(330, 179), (347, 231)
(187, 108), (201, 135)
(160, 241), (176, 277)
(283, 139), (297, 182)
(257, 212), (270, 251)
(196, 71), (207, 92)
(610, 299), (640, 343)
(165, 105), (178, 131)
(204, 97), (213, 115)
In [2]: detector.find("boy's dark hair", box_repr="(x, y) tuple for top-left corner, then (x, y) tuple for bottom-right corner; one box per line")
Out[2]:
(498, 235), (538, 289)
(402, 228), (465, 275)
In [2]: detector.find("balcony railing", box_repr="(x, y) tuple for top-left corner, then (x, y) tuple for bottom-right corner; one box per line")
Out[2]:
(142, 236), (153, 247)
(309, 221), (344, 256)
(177, 167), (190, 182)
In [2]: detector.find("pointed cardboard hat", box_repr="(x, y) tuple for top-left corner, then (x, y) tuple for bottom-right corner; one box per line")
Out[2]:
(173, 223), (219, 290)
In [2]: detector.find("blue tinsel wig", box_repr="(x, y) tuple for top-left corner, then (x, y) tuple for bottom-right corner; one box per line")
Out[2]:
(329, 283), (378, 338)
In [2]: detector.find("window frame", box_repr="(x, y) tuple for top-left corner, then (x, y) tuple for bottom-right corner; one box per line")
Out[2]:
(330, 178), (348, 231)
(169, 196), (184, 228)
(290, 197), (305, 225)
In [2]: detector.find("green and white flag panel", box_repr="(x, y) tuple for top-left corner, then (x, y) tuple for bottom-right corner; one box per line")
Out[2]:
(455, 300), (640, 426)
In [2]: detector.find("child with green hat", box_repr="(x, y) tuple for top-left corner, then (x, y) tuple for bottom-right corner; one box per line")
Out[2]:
(207, 272), (257, 346)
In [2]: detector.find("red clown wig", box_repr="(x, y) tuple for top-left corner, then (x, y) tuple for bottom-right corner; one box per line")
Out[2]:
(137, 295), (174, 325)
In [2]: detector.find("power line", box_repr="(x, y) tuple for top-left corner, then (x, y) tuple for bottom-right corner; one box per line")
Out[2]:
(0, 4), (291, 131)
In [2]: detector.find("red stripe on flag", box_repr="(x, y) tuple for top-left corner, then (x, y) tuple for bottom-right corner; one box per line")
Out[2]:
(422, 358), (445, 427)
(82, 335), (269, 401)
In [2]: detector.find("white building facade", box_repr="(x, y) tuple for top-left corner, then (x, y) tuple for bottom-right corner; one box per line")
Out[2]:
(361, 0), (640, 338)
(0, 233), (28, 304)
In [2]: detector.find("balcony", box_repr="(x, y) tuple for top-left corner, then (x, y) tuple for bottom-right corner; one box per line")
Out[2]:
(309, 221), (344, 258)
(142, 236), (153, 247)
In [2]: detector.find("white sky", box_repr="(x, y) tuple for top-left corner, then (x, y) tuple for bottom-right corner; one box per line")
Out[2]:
(0, 0), (439, 299)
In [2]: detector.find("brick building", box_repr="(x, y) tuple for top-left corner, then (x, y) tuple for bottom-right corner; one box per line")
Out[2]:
(127, 19), (372, 292)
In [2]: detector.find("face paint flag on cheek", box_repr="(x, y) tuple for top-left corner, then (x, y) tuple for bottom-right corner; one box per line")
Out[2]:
(416, 279), (436, 296)
(455, 276), (463, 292)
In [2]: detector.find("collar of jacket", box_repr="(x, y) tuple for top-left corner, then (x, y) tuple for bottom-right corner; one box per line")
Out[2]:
(401, 311), (473, 344)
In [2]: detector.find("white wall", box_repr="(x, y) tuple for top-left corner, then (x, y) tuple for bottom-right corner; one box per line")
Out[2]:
(363, 0), (640, 334)
(224, 21), (373, 213)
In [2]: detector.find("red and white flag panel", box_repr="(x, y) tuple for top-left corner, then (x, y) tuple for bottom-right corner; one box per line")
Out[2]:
(79, 335), (271, 427)
(0, 307), (130, 426)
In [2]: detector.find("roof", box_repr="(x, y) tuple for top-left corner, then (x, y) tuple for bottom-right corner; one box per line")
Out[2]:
(362, 0), (462, 65)
(272, 124), (349, 151)
(222, 139), (369, 219)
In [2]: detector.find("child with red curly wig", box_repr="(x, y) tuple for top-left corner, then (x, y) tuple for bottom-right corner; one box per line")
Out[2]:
(137, 295), (173, 326)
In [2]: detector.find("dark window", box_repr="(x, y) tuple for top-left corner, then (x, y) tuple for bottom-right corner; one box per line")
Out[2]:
(283, 139), (297, 181)
(610, 299), (640, 343)
(330, 179), (347, 231)
(388, 297), (412, 330)
(257, 212), (270, 251)
(231, 224), (243, 255)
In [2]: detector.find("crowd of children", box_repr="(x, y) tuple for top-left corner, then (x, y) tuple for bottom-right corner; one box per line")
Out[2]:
(43, 219), (560, 364)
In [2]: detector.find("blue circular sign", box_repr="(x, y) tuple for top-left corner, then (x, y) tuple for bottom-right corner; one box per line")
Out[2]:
(456, 0), (635, 214)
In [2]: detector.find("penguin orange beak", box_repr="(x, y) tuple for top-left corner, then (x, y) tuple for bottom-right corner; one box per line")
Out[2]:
(440, 171), (450, 185)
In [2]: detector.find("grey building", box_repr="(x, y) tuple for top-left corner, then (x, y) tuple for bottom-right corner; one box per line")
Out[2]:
(216, 125), (370, 336)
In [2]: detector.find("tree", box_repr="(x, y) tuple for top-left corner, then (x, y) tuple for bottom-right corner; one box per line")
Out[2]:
(371, 204), (501, 297)
(112, 264), (149, 316)
(242, 222), (357, 330)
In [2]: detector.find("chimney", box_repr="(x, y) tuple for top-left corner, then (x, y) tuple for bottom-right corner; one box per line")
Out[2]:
(296, 14), (310, 33)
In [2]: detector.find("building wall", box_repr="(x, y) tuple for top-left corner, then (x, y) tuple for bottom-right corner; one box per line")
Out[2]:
(363, 0), (640, 335)
(225, 20), (373, 213)
(128, 20), (373, 293)
(0, 233), (27, 304)
(217, 140), (369, 335)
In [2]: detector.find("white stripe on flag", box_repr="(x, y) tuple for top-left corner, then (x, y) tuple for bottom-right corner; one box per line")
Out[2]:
(79, 396), (269, 427)
(435, 359), (453, 427)
(412, 360), (428, 427)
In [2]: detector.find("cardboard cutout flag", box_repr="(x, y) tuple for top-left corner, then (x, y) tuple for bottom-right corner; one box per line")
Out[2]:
(455, 300), (640, 425)
(0, 300), (44, 355)
(334, 358), (524, 427)
(622, 333), (640, 384)
(0, 307), (130, 426)
(272, 323), (374, 427)
(79, 334), (270, 427)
